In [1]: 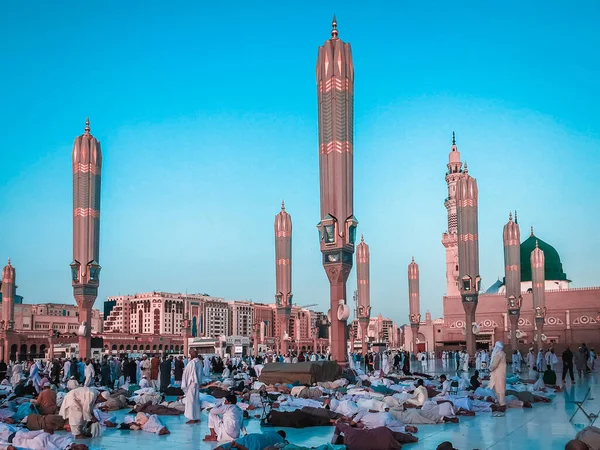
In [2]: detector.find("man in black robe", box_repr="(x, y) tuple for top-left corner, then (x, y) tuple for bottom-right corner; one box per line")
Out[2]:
(160, 356), (172, 392)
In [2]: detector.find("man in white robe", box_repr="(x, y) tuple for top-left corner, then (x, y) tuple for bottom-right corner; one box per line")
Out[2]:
(62, 359), (71, 383)
(406, 379), (428, 407)
(83, 360), (95, 387)
(28, 361), (42, 393)
(203, 357), (211, 378)
(181, 351), (203, 424)
(59, 387), (98, 438)
(204, 394), (246, 442)
(0, 423), (78, 450)
(10, 362), (22, 388)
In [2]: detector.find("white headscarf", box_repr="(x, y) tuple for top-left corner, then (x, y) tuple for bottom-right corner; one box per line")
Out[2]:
(491, 341), (504, 365)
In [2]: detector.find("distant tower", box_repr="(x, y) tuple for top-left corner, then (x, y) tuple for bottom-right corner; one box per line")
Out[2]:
(71, 118), (102, 359)
(274, 201), (293, 354)
(1, 259), (16, 332)
(356, 235), (371, 355)
(408, 257), (421, 352)
(442, 132), (463, 297)
(531, 240), (546, 351)
(316, 16), (358, 365)
(503, 212), (522, 351)
(456, 163), (480, 356)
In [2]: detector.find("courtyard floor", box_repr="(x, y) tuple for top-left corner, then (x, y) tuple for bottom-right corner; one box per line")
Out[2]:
(84, 360), (598, 450)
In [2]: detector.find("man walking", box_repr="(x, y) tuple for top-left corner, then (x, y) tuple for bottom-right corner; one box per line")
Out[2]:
(562, 346), (575, 384)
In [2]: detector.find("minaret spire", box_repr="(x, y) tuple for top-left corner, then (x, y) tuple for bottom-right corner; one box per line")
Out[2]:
(452, 131), (456, 146)
(514, 210), (518, 224)
(331, 15), (338, 38)
(84, 117), (90, 135)
(281, 200), (285, 210)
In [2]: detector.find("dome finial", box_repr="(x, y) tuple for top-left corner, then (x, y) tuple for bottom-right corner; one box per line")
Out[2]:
(360, 234), (364, 243)
(84, 117), (90, 134)
(509, 211), (513, 222)
(7, 258), (10, 266)
(331, 15), (338, 38)
(412, 256), (415, 262)
(452, 131), (456, 146)
(535, 239), (539, 248)
(281, 200), (285, 211)
(531, 226), (534, 236)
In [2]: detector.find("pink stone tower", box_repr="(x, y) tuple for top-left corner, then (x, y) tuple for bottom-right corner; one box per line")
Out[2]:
(456, 162), (480, 356)
(408, 257), (421, 352)
(71, 118), (102, 359)
(442, 132), (463, 297)
(503, 212), (522, 351)
(531, 235), (546, 351)
(274, 201), (293, 354)
(356, 235), (371, 355)
(1, 259), (17, 360)
(316, 16), (358, 365)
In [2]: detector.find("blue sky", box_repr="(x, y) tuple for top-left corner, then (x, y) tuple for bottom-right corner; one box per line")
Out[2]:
(1, 1), (599, 324)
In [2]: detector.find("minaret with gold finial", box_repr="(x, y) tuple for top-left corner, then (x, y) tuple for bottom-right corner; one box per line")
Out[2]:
(71, 118), (102, 358)
(356, 235), (371, 355)
(531, 239), (546, 351)
(275, 200), (293, 354)
(504, 211), (522, 351)
(456, 158), (480, 356)
(316, 16), (357, 366)
(408, 257), (421, 352)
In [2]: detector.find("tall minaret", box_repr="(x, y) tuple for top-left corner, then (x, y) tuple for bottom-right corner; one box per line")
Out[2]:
(1, 258), (17, 362)
(503, 212), (522, 351)
(1, 259), (16, 332)
(456, 163), (480, 356)
(442, 132), (463, 297)
(316, 16), (357, 365)
(531, 237), (546, 352)
(71, 118), (102, 359)
(408, 257), (421, 353)
(274, 201), (293, 354)
(356, 235), (371, 355)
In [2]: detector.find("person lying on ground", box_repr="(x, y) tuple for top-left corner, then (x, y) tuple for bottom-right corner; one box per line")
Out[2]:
(214, 430), (286, 450)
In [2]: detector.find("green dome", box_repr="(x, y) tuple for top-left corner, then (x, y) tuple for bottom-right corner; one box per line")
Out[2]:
(520, 232), (569, 282)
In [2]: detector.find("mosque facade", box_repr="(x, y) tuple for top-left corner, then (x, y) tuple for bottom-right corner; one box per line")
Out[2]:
(405, 137), (600, 354)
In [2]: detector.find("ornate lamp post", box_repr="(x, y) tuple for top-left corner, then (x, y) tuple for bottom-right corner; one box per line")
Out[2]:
(503, 212), (522, 351)
(356, 236), (371, 355)
(408, 257), (421, 353)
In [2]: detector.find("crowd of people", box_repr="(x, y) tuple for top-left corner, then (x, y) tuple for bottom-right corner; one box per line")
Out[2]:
(0, 342), (593, 450)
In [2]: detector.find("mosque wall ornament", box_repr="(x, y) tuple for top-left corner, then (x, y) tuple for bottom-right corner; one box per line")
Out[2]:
(572, 315), (597, 325)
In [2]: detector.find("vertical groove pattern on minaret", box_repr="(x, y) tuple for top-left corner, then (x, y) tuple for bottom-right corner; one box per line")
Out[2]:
(1, 260), (16, 330)
(316, 29), (354, 227)
(408, 258), (420, 323)
(456, 175), (479, 282)
(503, 213), (521, 300)
(72, 120), (102, 277)
(274, 203), (293, 307)
(531, 242), (546, 311)
(356, 236), (370, 316)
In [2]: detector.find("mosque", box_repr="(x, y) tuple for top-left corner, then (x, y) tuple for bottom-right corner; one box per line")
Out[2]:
(403, 137), (600, 354)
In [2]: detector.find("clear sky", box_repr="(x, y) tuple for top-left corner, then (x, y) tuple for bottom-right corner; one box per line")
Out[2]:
(1, 1), (599, 324)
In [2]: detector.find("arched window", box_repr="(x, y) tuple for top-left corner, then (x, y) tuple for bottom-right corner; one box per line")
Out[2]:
(119, 345), (124, 350)
(133, 345), (138, 351)
(192, 316), (198, 338)
(112, 344), (117, 350)
(30, 344), (37, 357)
(153, 309), (160, 334)
(138, 309), (144, 333)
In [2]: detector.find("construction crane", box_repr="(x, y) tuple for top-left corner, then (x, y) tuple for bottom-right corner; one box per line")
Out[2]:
(298, 304), (318, 309)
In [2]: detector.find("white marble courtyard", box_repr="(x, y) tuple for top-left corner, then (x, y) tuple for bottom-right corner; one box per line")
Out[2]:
(84, 360), (598, 450)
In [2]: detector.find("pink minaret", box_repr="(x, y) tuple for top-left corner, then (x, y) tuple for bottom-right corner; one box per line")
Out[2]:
(275, 201), (293, 354)
(531, 236), (546, 351)
(1, 259), (17, 361)
(441, 132), (463, 297)
(503, 212), (522, 351)
(456, 163), (480, 356)
(408, 257), (421, 352)
(316, 16), (357, 365)
(356, 235), (371, 355)
(1, 259), (16, 332)
(71, 118), (102, 359)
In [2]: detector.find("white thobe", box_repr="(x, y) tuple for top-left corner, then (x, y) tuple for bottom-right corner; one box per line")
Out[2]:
(139, 378), (150, 388)
(62, 360), (71, 382)
(353, 410), (407, 433)
(84, 363), (95, 387)
(203, 358), (211, 378)
(29, 362), (41, 393)
(59, 387), (98, 436)
(0, 424), (74, 450)
(208, 403), (245, 441)
(11, 364), (22, 387)
(181, 358), (203, 421)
